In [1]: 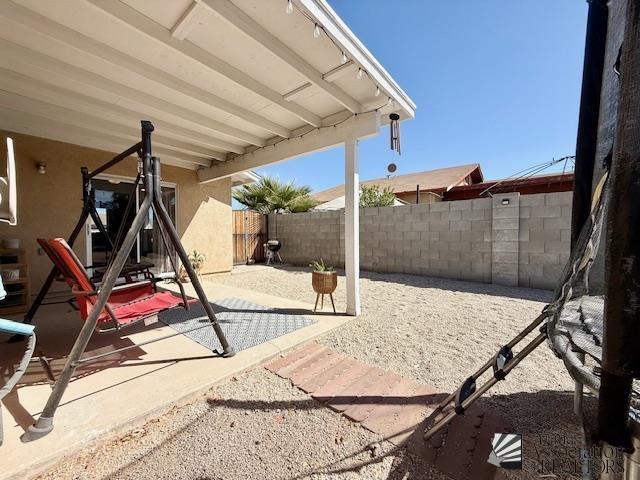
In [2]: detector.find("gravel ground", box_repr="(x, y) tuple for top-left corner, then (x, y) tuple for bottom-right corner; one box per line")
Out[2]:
(37, 266), (589, 480)
(37, 369), (446, 480)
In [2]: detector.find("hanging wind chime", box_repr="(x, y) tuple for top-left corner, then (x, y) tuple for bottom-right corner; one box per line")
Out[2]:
(389, 113), (401, 155)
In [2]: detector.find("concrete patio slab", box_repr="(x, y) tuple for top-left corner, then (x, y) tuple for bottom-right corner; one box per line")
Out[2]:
(0, 279), (350, 480)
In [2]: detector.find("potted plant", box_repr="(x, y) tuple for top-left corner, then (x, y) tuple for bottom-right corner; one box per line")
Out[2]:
(179, 250), (206, 282)
(309, 258), (337, 313)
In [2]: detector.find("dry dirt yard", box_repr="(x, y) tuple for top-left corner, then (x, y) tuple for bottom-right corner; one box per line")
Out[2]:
(38, 266), (588, 480)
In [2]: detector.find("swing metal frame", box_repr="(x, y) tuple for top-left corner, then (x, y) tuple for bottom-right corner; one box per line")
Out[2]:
(20, 142), (184, 328)
(20, 121), (235, 443)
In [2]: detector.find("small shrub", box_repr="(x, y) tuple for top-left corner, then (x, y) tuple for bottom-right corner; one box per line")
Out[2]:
(309, 258), (335, 272)
(360, 184), (396, 208)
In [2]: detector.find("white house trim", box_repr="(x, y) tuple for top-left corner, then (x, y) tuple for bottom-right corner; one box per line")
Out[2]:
(197, 111), (381, 183)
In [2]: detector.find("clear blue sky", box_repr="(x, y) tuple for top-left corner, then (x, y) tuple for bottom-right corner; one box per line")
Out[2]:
(255, 1), (587, 194)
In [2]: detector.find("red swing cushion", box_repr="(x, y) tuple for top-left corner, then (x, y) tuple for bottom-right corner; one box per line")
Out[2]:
(42, 238), (184, 326)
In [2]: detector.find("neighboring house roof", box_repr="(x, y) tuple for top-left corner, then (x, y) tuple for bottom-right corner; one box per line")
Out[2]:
(313, 164), (483, 203)
(313, 195), (405, 211)
(444, 172), (574, 201)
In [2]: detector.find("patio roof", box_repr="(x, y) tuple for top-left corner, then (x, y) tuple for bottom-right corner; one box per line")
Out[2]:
(0, 0), (415, 175)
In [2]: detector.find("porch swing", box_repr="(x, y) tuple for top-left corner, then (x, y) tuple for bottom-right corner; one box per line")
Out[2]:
(20, 121), (236, 443)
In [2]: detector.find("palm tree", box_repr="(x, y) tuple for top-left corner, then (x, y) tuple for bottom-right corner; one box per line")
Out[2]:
(233, 176), (319, 213)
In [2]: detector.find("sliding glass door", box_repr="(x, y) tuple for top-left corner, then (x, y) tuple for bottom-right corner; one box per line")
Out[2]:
(86, 177), (177, 275)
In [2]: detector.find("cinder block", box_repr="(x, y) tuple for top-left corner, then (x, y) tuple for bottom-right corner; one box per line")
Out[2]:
(411, 221), (429, 232)
(378, 206), (395, 216)
(471, 219), (491, 231)
(472, 198), (492, 210)
(421, 249), (439, 260)
(430, 202), (450, 212)
(545, 192), (573, 206)
(528, 275), (556, 290)
(493, 252), (518, 264)
(519, 206), (531, 219)
(450, 220), (471, 232)
(492, 273), (518, 286)
(493, 263), (518, 276)
(492, 218), (519, 230)
(492, 241), (518, 253)
(430, 259), (449, 270)
(520, 264), (544, 276)
(440, 231), (461, 243)
(429, 220), (449, 231)
(462, 209), (490, 220)
(449, 241), (470, 252)
(493, 230), (519, 242)
(544, 217), (570, 230)
(529, 253), (559, 265)
(492, 206), (519, 219)
(520, 218), (543, 231)
(441, 210), (462, 221)
(531, 206), (562, 218)
(450, 199), (472, 211)
(520, 193), (545, 207)
(404, 231), (420, 241)
(530, 229), (561, 243)
(426, 231), (440, 241)
(544, 241), (569, 255)
(472, 241), (492, 252)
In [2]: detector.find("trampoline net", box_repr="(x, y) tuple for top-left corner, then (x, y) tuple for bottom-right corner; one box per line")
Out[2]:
(544, 170), (639, 419)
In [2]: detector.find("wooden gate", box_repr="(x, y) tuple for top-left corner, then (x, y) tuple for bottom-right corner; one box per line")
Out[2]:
(232, 210), (267, 264)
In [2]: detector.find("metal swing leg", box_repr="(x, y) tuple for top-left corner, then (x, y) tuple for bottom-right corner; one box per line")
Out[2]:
(151, 156), (234, 358)
(15, 169), (116, 335)
(20, 154), (155, 442)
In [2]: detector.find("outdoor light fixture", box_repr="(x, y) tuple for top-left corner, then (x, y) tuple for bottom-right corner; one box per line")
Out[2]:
(313, 23), (320, 38)
(501, 198), (510, 205)
(357, 68), (363, 80)
(341, 52), (347, 64)
(375, 86), (381, 97)
(285, 0), (293, 14)
(36, 162), (46, 175)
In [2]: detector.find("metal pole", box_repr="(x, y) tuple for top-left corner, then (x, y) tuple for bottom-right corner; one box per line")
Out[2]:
(571, 0), (608, 419)
(87, 142), (142, 179)
(150, 156), (234, 357)
(21, 148), (155, 442)
(598, 0), (640, 456)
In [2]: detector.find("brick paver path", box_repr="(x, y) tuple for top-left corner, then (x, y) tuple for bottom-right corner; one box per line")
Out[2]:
(265, 342), (509, 480)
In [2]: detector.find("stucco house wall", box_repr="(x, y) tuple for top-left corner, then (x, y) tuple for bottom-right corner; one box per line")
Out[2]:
(0, 131), (232, 293)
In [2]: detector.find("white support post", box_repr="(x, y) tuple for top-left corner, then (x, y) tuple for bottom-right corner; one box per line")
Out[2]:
(344, 136), (360, 315)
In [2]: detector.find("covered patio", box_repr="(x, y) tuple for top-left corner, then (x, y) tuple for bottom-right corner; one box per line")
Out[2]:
(0, 0), (414, 478)
(0, 0), (415, 314)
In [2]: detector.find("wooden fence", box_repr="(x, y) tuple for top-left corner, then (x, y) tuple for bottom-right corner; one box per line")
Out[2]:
(232, 210), (267, 265)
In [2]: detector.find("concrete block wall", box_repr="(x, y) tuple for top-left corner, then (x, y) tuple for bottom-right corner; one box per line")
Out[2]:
(269, 211), (344, 268)
(359, 199), (493, 281)
(268, 191), (572, 289)
(518, 191), (572, 289)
